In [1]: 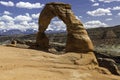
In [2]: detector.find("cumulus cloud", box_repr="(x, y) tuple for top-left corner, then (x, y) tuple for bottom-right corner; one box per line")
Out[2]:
(92, 3), (99, 6)
(0, 20), (38, 31)
(0, 14), (66, 31)
(87, 8), (112, 16)
(0, 13), (38, 31)
(0, 21), (5, 26)
(46, 18), (66, 31)
(0, 21), (5, 29)
(0, 1), (14, 7)
(3, 11), (11, 15)
(14, 13), (32, 22)
(79, 16), (83, 18)
(90, 0), (96, 2)
(18, 21), (38, 31)
(75, 16), (82, 21)
(85, 20), (108, 28)
(20, 21), (29, 26)
(112, 6), (120, 10)
(98, 0), (120, 3)
(31, 13), (40, 19)
(0, 20), (16, 30)
(0, 15), (14, 22)
(16, 1), (44, 9)
(118, 13), (120, 16)
(105, 18), (112, 21)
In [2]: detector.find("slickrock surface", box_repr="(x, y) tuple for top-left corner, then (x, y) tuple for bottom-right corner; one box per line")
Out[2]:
(0, 46), (120, 80)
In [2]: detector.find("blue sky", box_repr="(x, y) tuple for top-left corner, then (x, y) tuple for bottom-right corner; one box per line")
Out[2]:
(0, 0), (120, 31)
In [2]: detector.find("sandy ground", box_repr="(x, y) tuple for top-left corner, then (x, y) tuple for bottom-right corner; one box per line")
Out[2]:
(0, 45), (120, 80)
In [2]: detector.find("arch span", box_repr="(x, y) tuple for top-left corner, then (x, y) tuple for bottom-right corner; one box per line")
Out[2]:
(36, 2), (94, 52)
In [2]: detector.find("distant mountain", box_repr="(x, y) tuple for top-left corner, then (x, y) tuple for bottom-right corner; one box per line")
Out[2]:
(0, 25), (120, 36)
(45, 30), (66, 34)
(87, 25), (120, 39)
(0, 29), (37, 36)
(46, 25), (120, 45)
(0, 29), (66, 36)
(0, 25), (120, 46)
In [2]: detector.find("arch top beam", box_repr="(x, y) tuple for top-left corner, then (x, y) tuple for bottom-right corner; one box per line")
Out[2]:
(36, 2), (94, 53)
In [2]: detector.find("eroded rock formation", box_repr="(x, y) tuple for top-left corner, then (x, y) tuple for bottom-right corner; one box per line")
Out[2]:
(98, 58), (120, 75)
(36, 2), (94, 52)
(35, 2), (98, 68)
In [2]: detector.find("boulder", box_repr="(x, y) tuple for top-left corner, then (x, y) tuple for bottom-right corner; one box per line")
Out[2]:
(11, 40), (17, 46)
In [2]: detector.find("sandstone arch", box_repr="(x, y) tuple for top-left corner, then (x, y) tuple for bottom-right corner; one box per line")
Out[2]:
(36, 2), (94, 52)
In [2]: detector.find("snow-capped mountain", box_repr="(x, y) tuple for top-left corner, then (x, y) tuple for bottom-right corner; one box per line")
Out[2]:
(0, 29), (37, 35)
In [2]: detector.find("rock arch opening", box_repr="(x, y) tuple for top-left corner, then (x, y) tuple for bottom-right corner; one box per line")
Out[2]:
(46, 17), (66, 32)
(36, 2), (94, 53)
(45, 17), (67, 51)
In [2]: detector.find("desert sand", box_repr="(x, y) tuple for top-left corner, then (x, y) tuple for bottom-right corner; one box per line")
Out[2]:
(0, 45), (120, 80)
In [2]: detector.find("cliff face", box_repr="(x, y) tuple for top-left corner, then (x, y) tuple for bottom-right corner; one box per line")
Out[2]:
(0, 25), (120, 46)
(87, 25), (120, 45)
(46, 25), (120, 46)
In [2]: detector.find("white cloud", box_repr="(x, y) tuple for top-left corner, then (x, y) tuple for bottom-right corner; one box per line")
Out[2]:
(0, 21), (5, 26)
(75, 16), (82, 21)
(0, 1), (14, 7)
(14, 13), (32, 22)
(31, 13), (40, 19)
(0, 21), (5, 30)
(85, 20), (108, 28)
(3, 11), (11, 15)
(0, 13), (38, 31)
(112, 6), (120, 10)
(0, 19), (37, 31)
(0, 21), (16, 30)
(105, 18), (112, 21)
(29, 22), (38, 30)
(79, 16), (83, 18)
(20, 21), (29, 26)
(90, 0), (96, 2)
(0, 15), (14, 22)
(107, 13), (112, 15)
(87, 8), (112, 16)
(0, 13), (109, 31)
(98, 0), (120, 3)
(118, 13), (120, 16)
(0, 15), (14, 30)
(47, 19), (66, 31)
(19, 21), (38, 31)
(0, 21), (5, 29)
(92, 3), (99, 6)
(25, 13), (30, 16)
(16, 1), (44, 9)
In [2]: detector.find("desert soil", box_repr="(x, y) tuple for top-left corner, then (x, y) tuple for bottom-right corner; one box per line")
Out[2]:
(0, 45), (120, 80)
